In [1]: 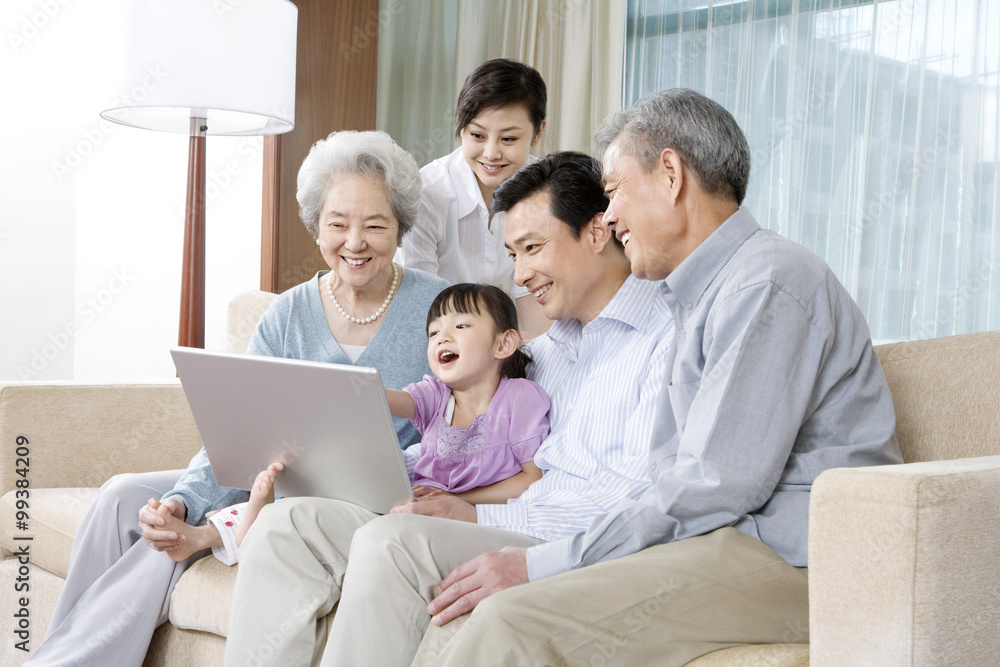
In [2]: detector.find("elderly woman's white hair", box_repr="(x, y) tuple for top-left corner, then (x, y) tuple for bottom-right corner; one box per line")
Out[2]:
(296, 130), (422, 243)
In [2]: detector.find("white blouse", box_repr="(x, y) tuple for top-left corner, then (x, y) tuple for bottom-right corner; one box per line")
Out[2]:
(395, 147), (532, 299)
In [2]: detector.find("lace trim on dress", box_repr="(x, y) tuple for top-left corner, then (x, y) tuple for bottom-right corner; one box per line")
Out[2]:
(435, 415), (492, 458)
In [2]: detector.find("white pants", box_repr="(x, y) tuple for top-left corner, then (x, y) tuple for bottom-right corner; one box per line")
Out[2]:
(25, 470), (212, 667)
(222, 498), (540, 667)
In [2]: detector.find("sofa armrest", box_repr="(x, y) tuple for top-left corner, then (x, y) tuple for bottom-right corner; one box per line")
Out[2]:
(808, 456), (1000, 666)
(0, 381), (203, 497)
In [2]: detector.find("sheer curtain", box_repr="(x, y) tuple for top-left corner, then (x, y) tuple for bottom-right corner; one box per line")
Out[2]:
(377, 0), (626, 165)
(626, 0), (999, 343)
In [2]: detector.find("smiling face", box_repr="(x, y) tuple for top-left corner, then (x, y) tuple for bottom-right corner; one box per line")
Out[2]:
(460, 104), (543, 206)
(504, 191), (608, 325)
(427, 307), (511, 392)
(317, 174), (400, 296)
(601, 141), (679, 281)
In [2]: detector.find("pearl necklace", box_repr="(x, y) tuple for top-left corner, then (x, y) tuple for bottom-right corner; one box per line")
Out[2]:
(326, 263), (399, 325)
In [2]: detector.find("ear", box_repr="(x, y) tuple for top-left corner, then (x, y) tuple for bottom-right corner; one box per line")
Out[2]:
(530, 120), (546, 147)
(586, 211), (615, 253)
(494, 329), (521, 360)
(660, 148), (684, 205)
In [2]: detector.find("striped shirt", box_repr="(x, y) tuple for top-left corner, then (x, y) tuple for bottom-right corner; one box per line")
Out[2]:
(526, 208), (901, 579)
(476, 275), (674, 541)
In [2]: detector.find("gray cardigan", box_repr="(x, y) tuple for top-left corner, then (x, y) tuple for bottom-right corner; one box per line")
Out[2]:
(164, 268), (449, 524)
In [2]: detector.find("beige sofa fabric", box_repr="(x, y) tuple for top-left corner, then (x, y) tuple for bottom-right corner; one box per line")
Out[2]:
(169, 555), (237, 637)
(688, 643), (810, 666)
(876, 331), (1000, 463)
(145, 623), (226, 667)
(0, 488), (97, 577)
(227, 290), (278, 354)
(0, 382), (202, 496)
(0, 559), (64, 663)
(809, 455), (1000, 666)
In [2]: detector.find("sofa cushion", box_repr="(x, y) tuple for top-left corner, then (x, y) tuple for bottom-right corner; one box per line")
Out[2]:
(169, 553), (238, 637)
(0, 484), (237, 641)
(227, 291), (278, 353)
(0, 383), (203, 497)
(145, 622), (227, 667)
(875, 330), (1000, 463)
(0, 488), (98, 578)
(688, 643), (809, 666)
(0, 559), (66, 666)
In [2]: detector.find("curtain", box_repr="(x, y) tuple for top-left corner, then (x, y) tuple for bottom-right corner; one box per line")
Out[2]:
(626, 0), (999, 343)
(377, 0), (626, 165)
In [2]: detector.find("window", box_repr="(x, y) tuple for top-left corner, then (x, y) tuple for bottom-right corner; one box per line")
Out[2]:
(626, 0), (999, 342)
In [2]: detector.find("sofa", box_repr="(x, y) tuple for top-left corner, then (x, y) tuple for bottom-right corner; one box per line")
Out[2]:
(2, 290), (999, 666)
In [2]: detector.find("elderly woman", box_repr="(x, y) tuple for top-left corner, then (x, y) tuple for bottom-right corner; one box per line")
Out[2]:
(25, 131), (448, 667)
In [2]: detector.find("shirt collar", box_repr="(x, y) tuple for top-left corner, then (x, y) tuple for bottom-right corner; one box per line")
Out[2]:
(662, 207), (760, 309)
(447, 148), (484, 219)
(544, 274), (664, 346)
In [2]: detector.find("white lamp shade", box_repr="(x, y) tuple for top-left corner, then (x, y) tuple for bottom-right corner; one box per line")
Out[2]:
(101, 0), (297, 136)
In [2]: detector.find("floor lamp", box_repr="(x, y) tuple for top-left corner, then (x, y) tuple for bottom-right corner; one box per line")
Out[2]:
(100, 0), (297, 348)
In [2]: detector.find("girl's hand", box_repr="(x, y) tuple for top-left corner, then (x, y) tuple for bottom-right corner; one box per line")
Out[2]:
(412, 485), (451, 499)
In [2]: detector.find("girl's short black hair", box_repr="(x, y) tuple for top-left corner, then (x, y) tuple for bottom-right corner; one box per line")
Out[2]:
(426, 283), (532, 380)
(455, 59), (547, 137)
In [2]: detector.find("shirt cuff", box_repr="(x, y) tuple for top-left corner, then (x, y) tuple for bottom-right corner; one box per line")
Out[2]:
(476, 502), (529, 534)
(208, 503), (247, 566)
(525, 538), (574, 582)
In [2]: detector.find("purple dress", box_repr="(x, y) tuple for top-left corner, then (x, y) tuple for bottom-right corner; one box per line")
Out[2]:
(404, 375), (550, 493)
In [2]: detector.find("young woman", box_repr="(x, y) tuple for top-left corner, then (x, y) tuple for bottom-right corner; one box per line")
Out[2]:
(397, 58), (550, 336)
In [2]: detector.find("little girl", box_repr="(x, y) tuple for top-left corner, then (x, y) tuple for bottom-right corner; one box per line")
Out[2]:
(168, 283), (549, 565)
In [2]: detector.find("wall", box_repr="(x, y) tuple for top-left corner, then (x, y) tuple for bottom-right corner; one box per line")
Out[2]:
(0, 2), (262, 381)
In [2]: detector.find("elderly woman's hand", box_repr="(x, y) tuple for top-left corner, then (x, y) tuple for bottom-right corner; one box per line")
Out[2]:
(139, 497), (187, 552)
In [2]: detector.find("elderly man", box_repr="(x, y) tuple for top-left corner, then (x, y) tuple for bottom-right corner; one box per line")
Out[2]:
(222, 152), (676, 666)
(410, 89), (903, 666)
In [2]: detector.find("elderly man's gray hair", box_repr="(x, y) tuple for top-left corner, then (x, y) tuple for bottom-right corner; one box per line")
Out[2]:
(297, 130), (422, 243)
(595, 89), (750, 205)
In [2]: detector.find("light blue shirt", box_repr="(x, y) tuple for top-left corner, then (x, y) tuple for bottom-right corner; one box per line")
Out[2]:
(476, 275), (675, 541)
(163, 268), (449, 524)
(527, 208), (902, 579)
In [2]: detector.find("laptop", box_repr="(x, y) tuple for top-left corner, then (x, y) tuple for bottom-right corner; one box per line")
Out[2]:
(170, 347), (414, 515)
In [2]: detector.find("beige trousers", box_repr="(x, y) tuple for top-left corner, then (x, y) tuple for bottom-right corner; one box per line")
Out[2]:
(321, 513), (543, 666)
(412, 527), (809, 667)
(221, 498), (541, 667)
(221, 497), (379, 667)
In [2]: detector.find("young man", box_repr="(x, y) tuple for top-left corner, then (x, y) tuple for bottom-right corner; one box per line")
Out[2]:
(413, 89), (902, 666)
(222, 152), (677, 666)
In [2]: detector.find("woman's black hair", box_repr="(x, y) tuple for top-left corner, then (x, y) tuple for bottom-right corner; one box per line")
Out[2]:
(426, 283), (532, 380)
(455, 59), (547, 137)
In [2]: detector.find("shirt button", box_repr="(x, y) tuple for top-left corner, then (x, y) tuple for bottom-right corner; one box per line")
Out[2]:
(650, 462), (657, 473)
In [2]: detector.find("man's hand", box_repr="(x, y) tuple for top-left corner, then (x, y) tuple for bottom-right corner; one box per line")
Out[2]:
(427, 547), (529, 626)
(391, 493), (477, 523)
(139, 497), (187, 552)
